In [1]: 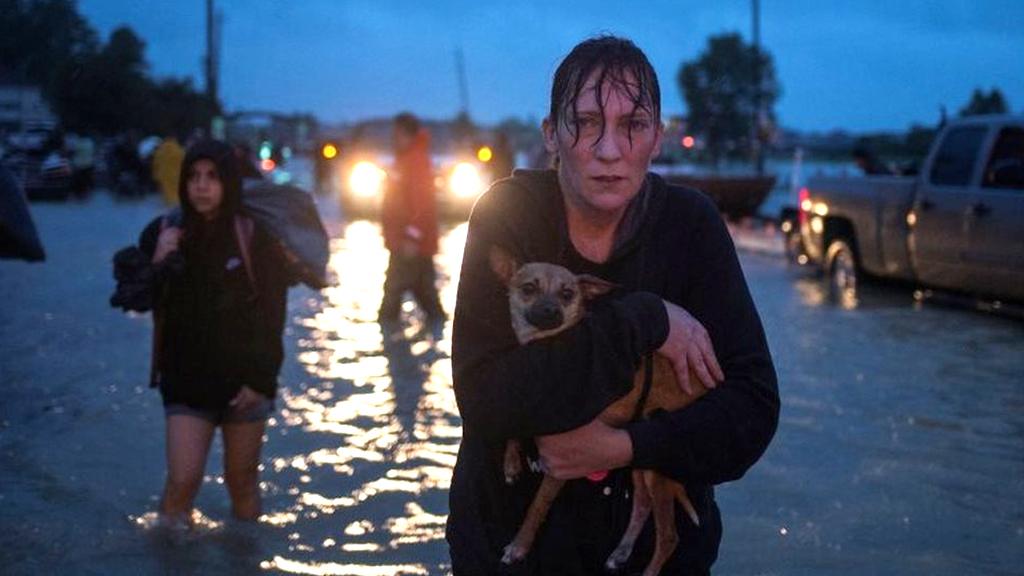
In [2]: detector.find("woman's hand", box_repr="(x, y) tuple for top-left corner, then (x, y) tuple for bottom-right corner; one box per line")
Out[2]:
(229, 386), (267, 412)
(658, 301), (724, 395)
(152, 226), (182, 264)
(536, 419), (632, 480)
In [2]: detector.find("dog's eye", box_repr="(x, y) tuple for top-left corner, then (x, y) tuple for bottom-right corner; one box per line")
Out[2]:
(520, 283), (538, 297)
(559, 287), (576, 302)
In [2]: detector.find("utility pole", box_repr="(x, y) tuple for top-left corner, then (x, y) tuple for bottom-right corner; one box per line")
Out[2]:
(752, 0), (765, 175)
(455, 47), (470, 116)
(205, 0), (219, 108)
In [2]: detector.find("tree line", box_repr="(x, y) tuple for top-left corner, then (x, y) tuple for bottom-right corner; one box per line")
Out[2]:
(677, 32), (1013, 165)
(1, 0), (216, 137)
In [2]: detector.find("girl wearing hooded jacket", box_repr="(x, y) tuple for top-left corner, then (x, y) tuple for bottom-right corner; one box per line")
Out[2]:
(136, 139), (293, 525)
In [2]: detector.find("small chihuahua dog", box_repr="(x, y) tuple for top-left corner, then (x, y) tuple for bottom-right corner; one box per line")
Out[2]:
(490, 246), (710, 576)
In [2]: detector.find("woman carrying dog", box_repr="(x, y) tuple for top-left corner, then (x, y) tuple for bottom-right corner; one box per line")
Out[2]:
(134, 140), (293, 526)
(447, 36), (779, 575)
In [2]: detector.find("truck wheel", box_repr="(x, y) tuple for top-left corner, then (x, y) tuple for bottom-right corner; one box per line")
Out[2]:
(825, 239), (858, 308)
(784, 228), (807, 265)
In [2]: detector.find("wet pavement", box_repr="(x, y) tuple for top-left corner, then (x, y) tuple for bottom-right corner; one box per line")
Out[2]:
(1, 179), (1022, 575)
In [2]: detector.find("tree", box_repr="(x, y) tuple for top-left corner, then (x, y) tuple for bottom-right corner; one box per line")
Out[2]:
(55, 27), (152, 134)
(959, 88), (1009, 117)
(146, 78), (218, 139)
(0, 0), (98, 96)
(677, 33), (780, 166)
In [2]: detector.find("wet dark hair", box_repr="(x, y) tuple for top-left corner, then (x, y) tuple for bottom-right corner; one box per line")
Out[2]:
(549, 35), (661, 147)
(394, 112), (420, 136)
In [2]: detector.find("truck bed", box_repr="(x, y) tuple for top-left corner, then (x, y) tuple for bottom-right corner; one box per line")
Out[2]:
(805, 175), (917, 280)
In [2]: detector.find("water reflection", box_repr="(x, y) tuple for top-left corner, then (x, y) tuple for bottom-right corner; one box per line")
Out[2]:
(262, 219), (465, 574)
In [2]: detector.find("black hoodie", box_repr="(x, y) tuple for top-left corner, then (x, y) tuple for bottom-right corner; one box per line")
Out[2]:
(138, 140), (290, 409)
(447, 170), (779, 575)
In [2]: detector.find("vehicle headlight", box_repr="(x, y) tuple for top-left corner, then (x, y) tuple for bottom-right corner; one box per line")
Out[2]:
(449, 162), (484, 198)
(810, 216), (824, 234)
(349, 161), (386, 197)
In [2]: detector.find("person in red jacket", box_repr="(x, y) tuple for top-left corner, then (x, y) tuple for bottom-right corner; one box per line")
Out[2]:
(379, 112), (445, 329)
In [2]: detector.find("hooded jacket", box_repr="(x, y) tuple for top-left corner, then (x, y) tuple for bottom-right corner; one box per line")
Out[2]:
(381, 129), (439, 257)
(137, 140), (291, 409)
(447, 170), (779, 575)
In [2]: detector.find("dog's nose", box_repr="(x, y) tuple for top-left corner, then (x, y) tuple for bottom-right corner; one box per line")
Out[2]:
(525, 300), (564, 331)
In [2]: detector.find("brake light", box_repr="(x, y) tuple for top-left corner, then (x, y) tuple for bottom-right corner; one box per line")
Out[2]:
(798, 187), (810, 226)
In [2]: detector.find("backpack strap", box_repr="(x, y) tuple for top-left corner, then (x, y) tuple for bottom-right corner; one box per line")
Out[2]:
(233, 214), (258, 295)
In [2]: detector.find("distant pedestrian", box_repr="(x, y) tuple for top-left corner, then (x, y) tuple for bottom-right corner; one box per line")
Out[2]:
(378, 112), (445, 331)
(152, 134), (184, 205)
(852, 145), (893, 176)
(121, 139), (295, 526)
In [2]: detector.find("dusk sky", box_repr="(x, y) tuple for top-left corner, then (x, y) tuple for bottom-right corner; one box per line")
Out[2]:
(78, 0), (1023, 132)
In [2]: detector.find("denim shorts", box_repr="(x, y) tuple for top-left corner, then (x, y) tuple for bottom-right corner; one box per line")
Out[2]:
(164, 397), (274, 425)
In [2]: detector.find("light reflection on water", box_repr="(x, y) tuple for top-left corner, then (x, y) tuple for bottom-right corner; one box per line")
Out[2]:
(259, 219), (466, 575)
(3, 192), (1021, 575)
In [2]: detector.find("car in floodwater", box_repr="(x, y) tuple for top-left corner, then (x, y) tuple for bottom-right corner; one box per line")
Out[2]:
(1, 127), (72, 201)
(800, 115), (1024, 304)
(337, 149), (492, 221)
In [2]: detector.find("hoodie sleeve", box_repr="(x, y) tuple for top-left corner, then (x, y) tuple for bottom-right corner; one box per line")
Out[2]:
(452, 187), (669, 443)
(626, 195), (779, 486)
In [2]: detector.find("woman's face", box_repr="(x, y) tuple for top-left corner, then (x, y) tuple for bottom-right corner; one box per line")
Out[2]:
(543, 69), (663, 219)
(187, 158), (224, 220)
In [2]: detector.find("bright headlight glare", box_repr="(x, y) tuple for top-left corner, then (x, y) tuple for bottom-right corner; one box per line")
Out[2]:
(810, 216), (824, 234)
(449, 162), (483, 198)
(349, 161), (386, 197)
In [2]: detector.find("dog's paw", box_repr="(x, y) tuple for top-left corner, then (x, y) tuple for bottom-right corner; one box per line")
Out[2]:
(604, 545), (633, 573)
(501, 542), (527, 565)
(503, 455), (523, 485)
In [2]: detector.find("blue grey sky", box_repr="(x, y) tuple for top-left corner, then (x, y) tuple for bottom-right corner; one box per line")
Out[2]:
(78, 0), (1023, 132)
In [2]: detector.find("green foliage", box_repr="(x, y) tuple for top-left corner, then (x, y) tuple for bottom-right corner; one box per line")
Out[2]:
(677, 32), (780, 166)
(1, 0), (217, 136)
(959, 88), (1009, 117)
(0, 0), (98, 99)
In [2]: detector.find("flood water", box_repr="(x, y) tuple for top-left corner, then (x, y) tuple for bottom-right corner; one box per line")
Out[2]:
(1, 173), (1022, 575)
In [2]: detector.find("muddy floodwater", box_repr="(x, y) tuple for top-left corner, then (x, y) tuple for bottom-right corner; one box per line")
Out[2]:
(1, 180), (1022, 575)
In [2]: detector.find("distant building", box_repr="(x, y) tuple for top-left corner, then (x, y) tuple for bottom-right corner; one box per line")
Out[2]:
(0, 70), (56, 133)
(225, 111), (318, 154)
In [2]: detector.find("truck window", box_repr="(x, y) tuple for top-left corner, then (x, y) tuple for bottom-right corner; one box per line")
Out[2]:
(982, 127), (1024, 191)
(929, 126), (987, 187)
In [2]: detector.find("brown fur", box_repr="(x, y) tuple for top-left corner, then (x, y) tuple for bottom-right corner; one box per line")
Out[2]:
(489, 247), (708, 575)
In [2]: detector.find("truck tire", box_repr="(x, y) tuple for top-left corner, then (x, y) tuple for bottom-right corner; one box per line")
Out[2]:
(825, 238), (858, 308)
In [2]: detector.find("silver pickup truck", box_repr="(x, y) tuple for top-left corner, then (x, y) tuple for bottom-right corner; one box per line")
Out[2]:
(800, 115), (1024, 304)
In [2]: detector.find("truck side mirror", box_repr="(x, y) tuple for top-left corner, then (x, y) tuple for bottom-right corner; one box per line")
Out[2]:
(987, 159), (1024, 190)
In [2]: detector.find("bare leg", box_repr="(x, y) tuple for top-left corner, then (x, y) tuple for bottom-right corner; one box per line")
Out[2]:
(161, 414), (216, 525)
(642, 471), (681, 576)
(503, 440), (524, 485)
(606, 469), (653, 572)
(502, 475), (565, 565)
(222, 420), (266, 520)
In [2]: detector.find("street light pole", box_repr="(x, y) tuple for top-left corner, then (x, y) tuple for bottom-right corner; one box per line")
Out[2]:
(455, 47), (471, 116)
(752, 0), (765, 175)
(205, 0), (218, 107)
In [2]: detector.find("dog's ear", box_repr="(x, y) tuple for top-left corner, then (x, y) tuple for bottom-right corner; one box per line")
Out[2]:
(489, 245), (519, 286)
(577, 274), (617, 300)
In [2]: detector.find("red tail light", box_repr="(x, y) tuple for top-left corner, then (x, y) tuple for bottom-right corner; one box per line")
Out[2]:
(798, 187), (810, 226)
